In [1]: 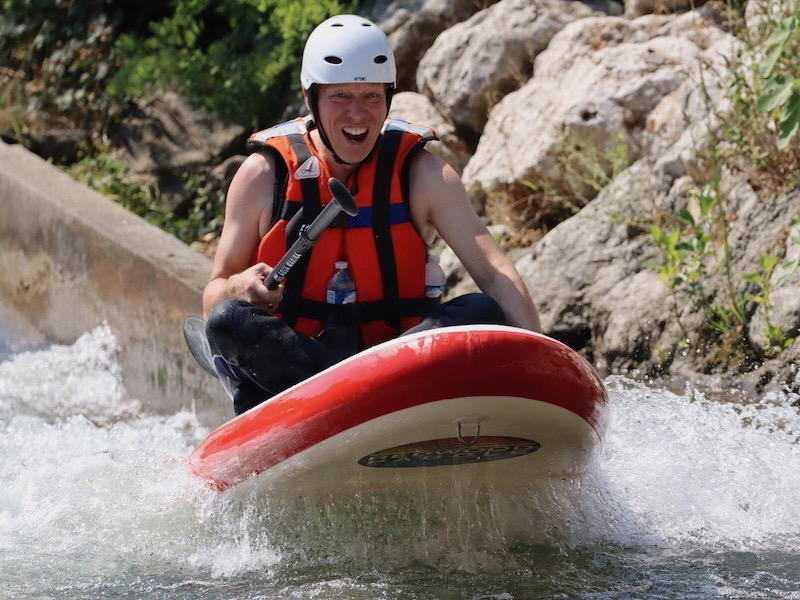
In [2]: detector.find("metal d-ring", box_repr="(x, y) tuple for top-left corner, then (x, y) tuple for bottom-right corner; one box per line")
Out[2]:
(457, 420), (480, 445)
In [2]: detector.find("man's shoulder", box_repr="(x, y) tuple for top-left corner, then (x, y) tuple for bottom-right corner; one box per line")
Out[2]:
(249, 117), (312, 146)
(382, 119), (438, 142)
(233, 148), (278, 183)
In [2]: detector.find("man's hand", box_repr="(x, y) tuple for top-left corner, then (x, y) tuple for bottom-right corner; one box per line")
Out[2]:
(229, 262), (285, 312)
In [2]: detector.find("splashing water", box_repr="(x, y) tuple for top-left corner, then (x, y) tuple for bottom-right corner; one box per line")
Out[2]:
(2, 323), (800, 599)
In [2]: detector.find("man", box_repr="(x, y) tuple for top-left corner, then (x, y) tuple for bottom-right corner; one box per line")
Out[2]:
(203, 14), (541, 414)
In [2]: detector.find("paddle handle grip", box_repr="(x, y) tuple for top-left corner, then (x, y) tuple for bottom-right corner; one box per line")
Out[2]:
(265, 178), (359, 290)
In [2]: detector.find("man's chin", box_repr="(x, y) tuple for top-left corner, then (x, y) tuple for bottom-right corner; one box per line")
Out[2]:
(335, 147), (371, 164)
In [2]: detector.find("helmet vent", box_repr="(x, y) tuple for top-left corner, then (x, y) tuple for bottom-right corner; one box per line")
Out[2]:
(374, 55), (388, 64)
(324, 56), (343, 65)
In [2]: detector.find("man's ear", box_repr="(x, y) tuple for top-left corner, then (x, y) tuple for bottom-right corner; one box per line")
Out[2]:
(302, 88), (310, 112)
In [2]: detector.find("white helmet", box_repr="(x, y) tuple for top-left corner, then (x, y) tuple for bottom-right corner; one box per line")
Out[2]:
(300, 15), (396, 89)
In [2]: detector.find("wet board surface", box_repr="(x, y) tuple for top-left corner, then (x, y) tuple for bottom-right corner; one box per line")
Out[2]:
(188, 325), (609, 494)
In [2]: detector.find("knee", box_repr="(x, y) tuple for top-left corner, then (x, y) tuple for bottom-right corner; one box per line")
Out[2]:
(207, 299), (295, 353)
(435, 293), (506, 327)
(206, 299), (244, 341)
(465, 293), (506, 325)
(206, 299), (268, 350)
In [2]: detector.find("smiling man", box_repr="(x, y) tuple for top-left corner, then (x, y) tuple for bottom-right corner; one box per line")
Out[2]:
(202, 14), (541, 414)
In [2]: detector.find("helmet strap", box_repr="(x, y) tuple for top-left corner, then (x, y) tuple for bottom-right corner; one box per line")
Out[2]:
(386, 85), (395, 114)
(307, 87), (355, 165)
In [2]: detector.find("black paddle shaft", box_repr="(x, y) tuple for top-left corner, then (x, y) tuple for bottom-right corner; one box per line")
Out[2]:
(264, 177), (359, 290)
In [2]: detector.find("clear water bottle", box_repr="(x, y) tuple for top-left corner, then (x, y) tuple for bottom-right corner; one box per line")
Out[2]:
(425, 254), (446, 299)
(327, 260), (357, 305)
(320, 260), (358, 358)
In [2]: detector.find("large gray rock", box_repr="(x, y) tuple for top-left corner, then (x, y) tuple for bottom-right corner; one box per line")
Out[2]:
(416, 0), (596, 139)
(389, 91), (472, 173)
(462, 12), (734, 216)
(514, 160), (669, 363)
(378, 0), (501, 91)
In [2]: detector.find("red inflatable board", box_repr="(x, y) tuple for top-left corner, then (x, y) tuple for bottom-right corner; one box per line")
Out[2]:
(189, 325), (609, 494)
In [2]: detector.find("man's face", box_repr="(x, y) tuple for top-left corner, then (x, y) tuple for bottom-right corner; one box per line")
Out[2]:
(313, 83), (389, 164)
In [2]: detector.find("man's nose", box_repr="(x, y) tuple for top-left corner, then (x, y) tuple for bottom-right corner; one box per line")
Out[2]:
(345, 98), (368, 115)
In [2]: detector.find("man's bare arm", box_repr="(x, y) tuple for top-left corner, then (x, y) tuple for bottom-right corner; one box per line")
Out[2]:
(202, 151), (284, 318)
(409, 151), (542, 332)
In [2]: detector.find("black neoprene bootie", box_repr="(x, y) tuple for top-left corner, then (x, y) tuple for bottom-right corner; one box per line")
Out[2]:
(232, 381), (269, 415)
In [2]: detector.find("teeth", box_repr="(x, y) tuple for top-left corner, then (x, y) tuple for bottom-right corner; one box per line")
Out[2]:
(343, 127), (367, 135)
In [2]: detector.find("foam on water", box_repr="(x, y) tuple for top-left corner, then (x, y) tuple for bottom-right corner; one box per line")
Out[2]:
(591, 376), (800, 552)
(2, 325), (800, 597)
(0, 324), (138, 422)
(0, 326), (208, 593)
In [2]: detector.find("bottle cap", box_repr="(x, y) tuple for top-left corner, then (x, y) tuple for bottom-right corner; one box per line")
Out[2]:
(335, 260), (348, 270)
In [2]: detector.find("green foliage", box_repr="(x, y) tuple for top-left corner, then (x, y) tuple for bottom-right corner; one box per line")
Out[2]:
(649, 177), (798, 360)
(0, 0), (120, 127)
(647, 182), (745, 344)
(66, 145), (158, 217)
(108, 0), (351, 128)
(168, 172), (228, 244)
(756, 12), (800, 150)
(561, 132), (632, 212)
(65, 145), (225, 245)
(715, 2), (800, 193)
(647, 1), (800, 364)
(535, 131), (631, 215)
(742, 255), (790, 356)
(742, 222), (800, 356)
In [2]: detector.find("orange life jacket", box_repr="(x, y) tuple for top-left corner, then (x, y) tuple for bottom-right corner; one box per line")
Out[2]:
(248, 117), (439, 349)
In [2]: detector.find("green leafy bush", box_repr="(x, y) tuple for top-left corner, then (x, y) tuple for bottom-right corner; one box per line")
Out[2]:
(716, 1), (800, 193)
(1, 0), (354, 246)
(647, 2), (800, 364)
(108, 0), (350, 128)
(756, 11), (800, 150)
(0, 0), (121, 128)
(66, 143), (225, 246)
(1, 0), (353, 132)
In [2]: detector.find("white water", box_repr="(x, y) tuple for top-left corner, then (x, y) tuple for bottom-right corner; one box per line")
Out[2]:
(2, 321), (800, 598)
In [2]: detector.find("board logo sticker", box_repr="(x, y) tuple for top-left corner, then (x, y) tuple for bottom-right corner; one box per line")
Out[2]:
(358, 436), (540, 468)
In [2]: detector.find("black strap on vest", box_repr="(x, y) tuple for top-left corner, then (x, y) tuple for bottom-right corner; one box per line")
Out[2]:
(371, 129), (403, 332)
(295, 297), (434, 325)
(279, 133), (320, 328)
(271, 164), (288, 228)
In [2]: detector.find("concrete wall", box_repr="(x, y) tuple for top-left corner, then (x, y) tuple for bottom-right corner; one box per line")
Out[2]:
(0, 140), (229, 425)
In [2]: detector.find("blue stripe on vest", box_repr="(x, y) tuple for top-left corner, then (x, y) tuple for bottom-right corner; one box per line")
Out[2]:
(347, 203), (411, 228)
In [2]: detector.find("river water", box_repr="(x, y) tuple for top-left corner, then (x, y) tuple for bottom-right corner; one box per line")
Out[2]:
(2, 305), (800, 599)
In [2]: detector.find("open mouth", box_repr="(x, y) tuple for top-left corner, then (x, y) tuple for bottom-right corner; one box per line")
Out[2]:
(343, 127), (368, 143)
